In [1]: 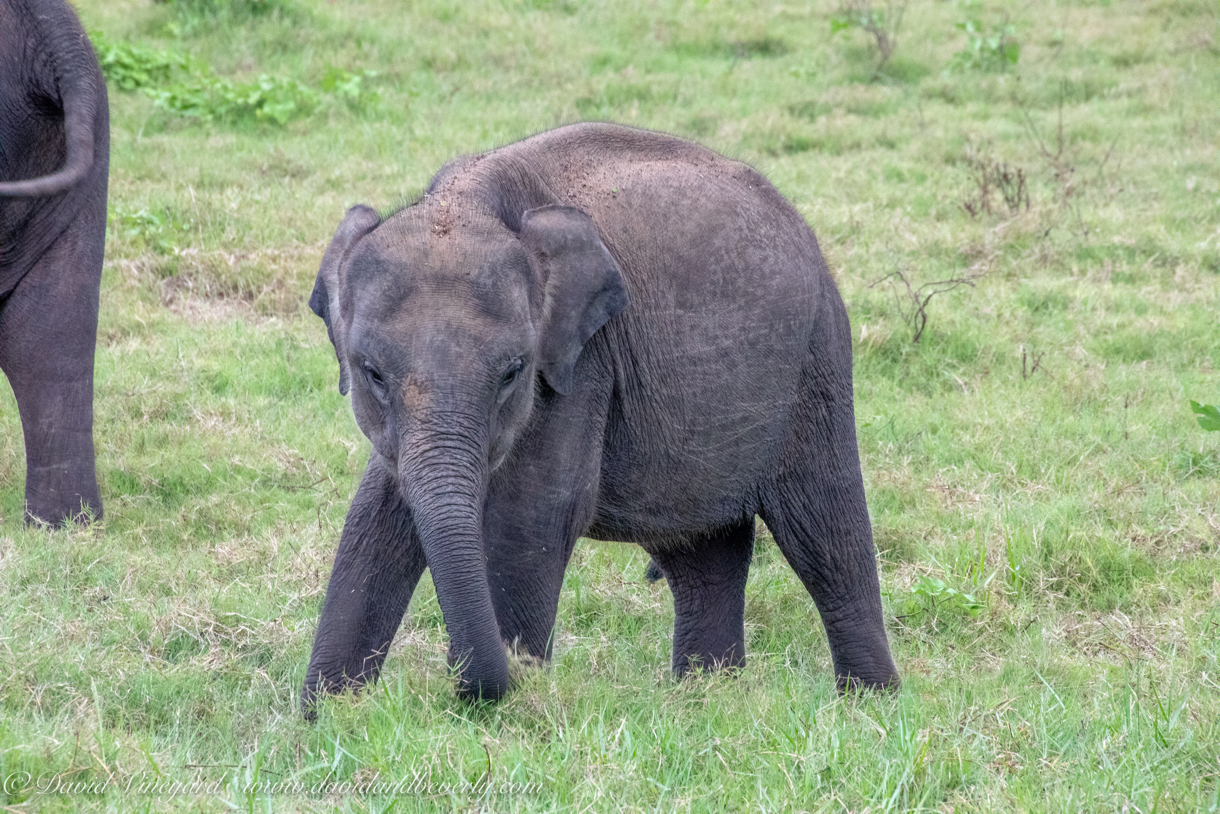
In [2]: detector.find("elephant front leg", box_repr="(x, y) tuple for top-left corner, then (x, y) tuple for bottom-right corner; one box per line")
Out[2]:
(484, 528), (578, 666)
(650, 520), (754, 676)
(302, 456), (425, 716)
(482, 407), (609, 665)
(482, 481), (588, 666)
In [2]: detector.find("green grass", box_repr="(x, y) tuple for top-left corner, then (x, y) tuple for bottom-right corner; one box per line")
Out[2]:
(1, 0), (1218, 810)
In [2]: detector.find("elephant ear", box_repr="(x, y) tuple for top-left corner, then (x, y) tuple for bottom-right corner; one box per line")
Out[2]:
(520, 205), (629, 396)
(310, 205), (380, 395)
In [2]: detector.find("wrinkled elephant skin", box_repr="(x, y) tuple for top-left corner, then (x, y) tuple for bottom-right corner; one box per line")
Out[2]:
(0, 0), (108, 525)
(302, 123), (899, 712)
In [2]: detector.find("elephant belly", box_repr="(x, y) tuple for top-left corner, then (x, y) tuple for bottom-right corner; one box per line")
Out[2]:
(570, 157), (829, 545)
(589, 307), (810, 545)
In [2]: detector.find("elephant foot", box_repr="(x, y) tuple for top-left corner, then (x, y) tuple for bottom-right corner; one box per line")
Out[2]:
(504, 638), (548, 685)
(838, 673), (902, 695)
(25, 462), (102, 527)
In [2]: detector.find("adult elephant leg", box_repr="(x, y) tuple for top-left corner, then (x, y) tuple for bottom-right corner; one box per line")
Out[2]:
(650, 519), (754, 676)
(0, 226), (103, 526)
(301, 456), (425, 715)
(760, 299), (899, 692)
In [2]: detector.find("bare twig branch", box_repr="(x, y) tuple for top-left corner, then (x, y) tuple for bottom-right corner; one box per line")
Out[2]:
(834, 0), (908, 70)
(963, 143), (1029, 218)
(869, 263), (992, 342)
(1013, 82), (1096, 237)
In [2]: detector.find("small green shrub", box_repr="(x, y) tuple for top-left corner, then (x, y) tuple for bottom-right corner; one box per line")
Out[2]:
(149, 74), (319, 125)
(321, 67), (381, 111)
(950, 18), (1020, 72)
(891, 577), (987, 624)
(831, 0), (907, 68)
(107, 206), (181, 254)
(1189, 399), (1220, 431)
(93, 34), (377, 126)
(91, 34), (187, 91)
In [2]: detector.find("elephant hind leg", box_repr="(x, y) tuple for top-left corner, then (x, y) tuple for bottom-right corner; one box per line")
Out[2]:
(760, 475), (898, 692)
(0, 227), (103, 526)
(757, 288), (899, 692)
(650, 520), (753, 676)
(759, 409), (898, 691)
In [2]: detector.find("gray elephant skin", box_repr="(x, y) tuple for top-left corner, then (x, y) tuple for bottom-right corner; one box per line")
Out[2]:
(303, 123), (898, 710)
(0, 0), (108, 525)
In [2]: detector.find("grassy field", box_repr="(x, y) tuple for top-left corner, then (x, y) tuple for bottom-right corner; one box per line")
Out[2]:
(1, 0), (1218, 810)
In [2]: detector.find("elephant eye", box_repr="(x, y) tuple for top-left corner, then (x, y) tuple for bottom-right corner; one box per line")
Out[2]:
(499, 357), (524, 390)
(362, 362), (386, 395)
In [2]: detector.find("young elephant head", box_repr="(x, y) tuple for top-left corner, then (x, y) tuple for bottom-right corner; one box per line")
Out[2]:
(310, 200), (628, 700)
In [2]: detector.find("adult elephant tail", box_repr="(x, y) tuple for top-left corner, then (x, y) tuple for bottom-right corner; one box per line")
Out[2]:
(0, 29), (102, 198)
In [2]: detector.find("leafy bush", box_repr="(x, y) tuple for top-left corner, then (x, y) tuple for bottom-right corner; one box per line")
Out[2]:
(891, 576), (987, 624)
(320, 67), (380, 112)
(950, 18), (1020, 72)
(91, 33), (188, 91)
(1189, 399), (1220, 431)
(92, 33), (375, 126)
(148, 75), (319, 125)
(106, 206), (182, 254)
(830, 0), (907, 69)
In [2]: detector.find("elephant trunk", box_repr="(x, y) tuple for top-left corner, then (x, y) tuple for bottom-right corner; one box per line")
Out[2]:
(399, 416), (509, 701)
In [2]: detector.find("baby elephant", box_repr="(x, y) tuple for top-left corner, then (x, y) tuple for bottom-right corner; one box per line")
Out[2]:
(303, 123), (898, 711)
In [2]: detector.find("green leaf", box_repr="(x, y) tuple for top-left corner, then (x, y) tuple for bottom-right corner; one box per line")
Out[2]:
(1190, 400), (1220, 432)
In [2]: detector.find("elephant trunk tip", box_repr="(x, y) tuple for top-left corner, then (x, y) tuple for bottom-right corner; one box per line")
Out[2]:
(448, 641), (513, 704)
(300, 676), (326, 722)
(456, 675), (511, 704)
